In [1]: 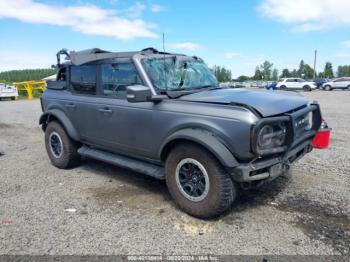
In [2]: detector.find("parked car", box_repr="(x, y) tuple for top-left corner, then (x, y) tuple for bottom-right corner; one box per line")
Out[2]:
(276, 78), (317, 91)
(40, 48), (322, 218)
(0, 83), (18, 100)
(313, 78), (329, 88)
(322, 77), (350, 91)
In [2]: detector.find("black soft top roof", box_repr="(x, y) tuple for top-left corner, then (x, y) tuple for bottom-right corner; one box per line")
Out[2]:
(56, 47), (185, 66)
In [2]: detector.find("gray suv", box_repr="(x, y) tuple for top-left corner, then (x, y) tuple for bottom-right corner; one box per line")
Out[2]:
(40, 48), (322, 218)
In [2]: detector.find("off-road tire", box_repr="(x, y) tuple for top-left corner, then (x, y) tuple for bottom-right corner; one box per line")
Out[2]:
(165, 143), (237, 218)
(303, 85), (311, 91)
(45, 121), (80, 169)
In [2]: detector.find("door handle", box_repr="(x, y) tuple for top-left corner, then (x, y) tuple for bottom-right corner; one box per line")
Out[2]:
(65, 103), (76, 109)
(98, 108), (113, 114)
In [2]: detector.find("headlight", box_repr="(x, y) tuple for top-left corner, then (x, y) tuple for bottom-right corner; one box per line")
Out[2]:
(255, 122), (287, 154)
(257, 125), (274, 148)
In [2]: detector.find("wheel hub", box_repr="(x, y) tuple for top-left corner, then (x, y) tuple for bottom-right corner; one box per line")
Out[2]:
(49, 132), (63, 158)
(175, 158), (210, 202)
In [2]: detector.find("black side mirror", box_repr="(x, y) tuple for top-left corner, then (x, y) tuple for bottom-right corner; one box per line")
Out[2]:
(126, 85), (152, 103)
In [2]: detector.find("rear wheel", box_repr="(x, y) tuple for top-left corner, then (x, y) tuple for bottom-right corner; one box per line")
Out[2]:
(45, 121), (80, 169)
(165, 143), (237, 218)
(303, 85), (312, 91)
(347, 85), (350, 90)
(280, 85), (287, 90)
(11, 97), (16, 101)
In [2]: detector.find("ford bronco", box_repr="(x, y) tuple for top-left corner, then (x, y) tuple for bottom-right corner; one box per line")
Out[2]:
(39, 48), (322, 218)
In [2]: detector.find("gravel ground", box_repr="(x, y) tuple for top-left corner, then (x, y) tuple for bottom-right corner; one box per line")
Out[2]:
(0, 90), (349, 255)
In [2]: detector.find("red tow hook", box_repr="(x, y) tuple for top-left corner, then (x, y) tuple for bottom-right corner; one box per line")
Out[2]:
(311, 119), (331, 149)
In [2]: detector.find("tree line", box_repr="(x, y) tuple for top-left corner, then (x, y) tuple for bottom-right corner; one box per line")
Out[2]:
(213, 61), (350, 82)
(0, 68), (56, 83)
(240, 60), (339, 81)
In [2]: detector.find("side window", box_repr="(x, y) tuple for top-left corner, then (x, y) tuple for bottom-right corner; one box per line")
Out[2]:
(57, 68), (67, 81)
(101, 63), (143, 98)
(286, 79), (294, 82)
(70, 65), (97, 95)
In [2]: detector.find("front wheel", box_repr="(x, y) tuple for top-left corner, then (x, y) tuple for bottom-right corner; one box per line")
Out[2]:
(45, 121), (80, 169)
(165, 143), (237, 218)
(324, 85), (332, 91)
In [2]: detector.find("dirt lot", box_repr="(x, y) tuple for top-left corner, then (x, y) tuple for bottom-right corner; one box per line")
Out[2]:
(0, 90), (349, 255)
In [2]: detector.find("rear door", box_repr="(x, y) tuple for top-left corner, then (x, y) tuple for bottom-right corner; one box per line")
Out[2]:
(65, 64), (100, 143)
(338, 78), (350, 89)
(332, 78), (343, 89)
(286, 78), (297, 89)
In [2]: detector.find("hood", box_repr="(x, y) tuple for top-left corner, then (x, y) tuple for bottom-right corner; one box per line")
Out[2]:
(179, 88), (308, 117)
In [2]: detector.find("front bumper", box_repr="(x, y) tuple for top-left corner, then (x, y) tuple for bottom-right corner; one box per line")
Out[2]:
(232, 138), (313, 182)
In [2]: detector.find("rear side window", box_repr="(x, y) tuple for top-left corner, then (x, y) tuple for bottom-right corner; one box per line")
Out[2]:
(70, 65), (97, 95)
(286, 79), (294, 82)
(101, 63), (142, 98)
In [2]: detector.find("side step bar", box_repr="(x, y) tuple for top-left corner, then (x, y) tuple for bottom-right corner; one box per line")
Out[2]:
(78, 146), (165, 180)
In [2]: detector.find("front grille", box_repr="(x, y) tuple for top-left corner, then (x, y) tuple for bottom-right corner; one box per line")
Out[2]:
(294, 112), (312, 138)
(286, 103), (321, 148)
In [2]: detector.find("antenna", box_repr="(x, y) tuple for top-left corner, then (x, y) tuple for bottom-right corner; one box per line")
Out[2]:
(162, 32), (168, 90)
(313, 49), (317, 79)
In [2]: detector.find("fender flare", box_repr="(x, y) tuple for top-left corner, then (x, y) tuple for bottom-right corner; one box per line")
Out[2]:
(159, 128), (239, 168)
(39, 109), (80, 141)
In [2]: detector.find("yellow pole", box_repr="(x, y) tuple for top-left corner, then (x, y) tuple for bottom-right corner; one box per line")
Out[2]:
(27, 82), (33, 100)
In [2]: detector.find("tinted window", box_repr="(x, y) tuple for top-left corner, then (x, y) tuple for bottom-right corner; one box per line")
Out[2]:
(57, 68), (67, 81)
(101, 63), (142, 98)
(70, 65), (97, 95)
(286, 79), (294, 82)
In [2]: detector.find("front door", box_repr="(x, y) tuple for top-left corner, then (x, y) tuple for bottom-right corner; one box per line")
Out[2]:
(92, 62), (155, 158)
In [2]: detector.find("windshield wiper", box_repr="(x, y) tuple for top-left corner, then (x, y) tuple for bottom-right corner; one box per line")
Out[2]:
(198, 85), (222, 90)
(165, 85), (222, 99)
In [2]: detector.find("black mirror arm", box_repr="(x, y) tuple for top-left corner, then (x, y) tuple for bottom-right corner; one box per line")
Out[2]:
(150, 95), (168, 102)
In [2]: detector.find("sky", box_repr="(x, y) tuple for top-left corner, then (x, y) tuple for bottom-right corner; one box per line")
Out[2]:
(1, 0), (350, 77)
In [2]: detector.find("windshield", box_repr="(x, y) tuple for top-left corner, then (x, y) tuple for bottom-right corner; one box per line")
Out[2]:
(143, 57), (219, 91)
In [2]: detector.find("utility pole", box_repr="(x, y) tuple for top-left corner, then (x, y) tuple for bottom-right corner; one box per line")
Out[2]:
(313, 49), (317, 79)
